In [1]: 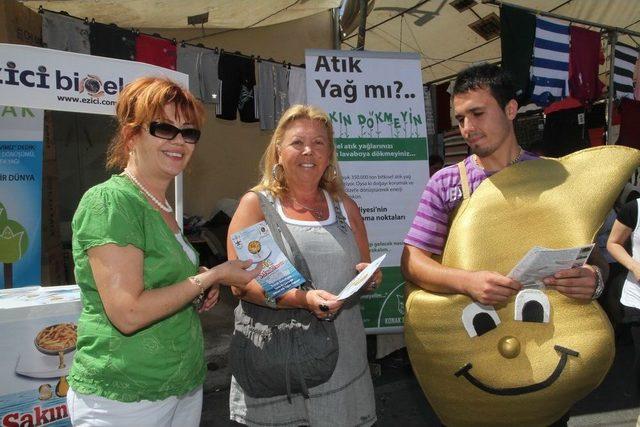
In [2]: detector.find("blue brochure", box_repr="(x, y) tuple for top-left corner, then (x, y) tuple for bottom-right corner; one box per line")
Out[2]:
(231, 221), (306, 298)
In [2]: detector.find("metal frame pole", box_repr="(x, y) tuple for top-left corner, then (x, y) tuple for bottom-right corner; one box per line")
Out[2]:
(606, 31), (618, 145)
(356, 0), (367, 50)
(332, 7), (341, 50)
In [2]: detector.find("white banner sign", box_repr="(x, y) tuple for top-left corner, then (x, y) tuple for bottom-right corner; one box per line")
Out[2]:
(0, 43), (188, 116)
(306, 49), (428, 332)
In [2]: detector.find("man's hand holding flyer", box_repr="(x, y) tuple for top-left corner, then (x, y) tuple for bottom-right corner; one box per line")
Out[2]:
(508, 244), (595, 289)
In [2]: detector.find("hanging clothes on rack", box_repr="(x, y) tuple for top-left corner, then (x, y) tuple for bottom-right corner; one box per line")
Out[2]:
(540, 106), (589, 157)
(585, 102), (607, 147)
(513, 109), (544, 152)
(135, 34), (176, 70)
(613, 42), (639, 100)
(89, 22), (135, 60)
(257, 61), (289, 130)
(500, 4), (536, 104)
(568, 26), (604, 104)
(42, 11), (90, 54)
(636, 57), (640, 101)
(530, 16), (570, 107)
(176, 44), (220, 105)
(288, 66), (307, 106)
(616, 97), (640, 149)
(216, 52), (259, 123)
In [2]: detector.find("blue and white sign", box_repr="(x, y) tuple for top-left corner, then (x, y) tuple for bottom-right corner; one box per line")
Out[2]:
(0, 106), (44, 288)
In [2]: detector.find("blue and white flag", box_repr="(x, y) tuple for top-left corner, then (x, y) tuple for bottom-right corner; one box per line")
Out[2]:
(530, 17), (570, 106)
(613, 43), (638, 100)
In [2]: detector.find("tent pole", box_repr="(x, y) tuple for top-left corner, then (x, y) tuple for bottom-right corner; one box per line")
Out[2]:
(606, 31), (618, 145)
(482, 0), (640, 38)
(332, 7), (341, 50)
(357, 0), (367, 50)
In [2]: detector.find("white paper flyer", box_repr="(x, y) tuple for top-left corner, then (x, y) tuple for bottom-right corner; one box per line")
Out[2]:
(231, 221), (305, 298)
(337, 254), (386, 300)
(507, 244), (595, 288)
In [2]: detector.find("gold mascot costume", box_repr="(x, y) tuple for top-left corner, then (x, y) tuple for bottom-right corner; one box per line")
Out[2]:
(405, 146), (640, 427)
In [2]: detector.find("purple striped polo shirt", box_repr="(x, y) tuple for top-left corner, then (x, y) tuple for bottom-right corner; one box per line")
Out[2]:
(404, 151), (539, 255)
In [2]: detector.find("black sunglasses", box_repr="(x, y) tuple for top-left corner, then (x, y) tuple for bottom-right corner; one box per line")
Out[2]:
(149, 121), (201, 144)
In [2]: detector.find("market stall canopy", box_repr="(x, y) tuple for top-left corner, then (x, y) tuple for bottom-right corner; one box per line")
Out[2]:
(340, 0), (640, 84)
(18, 0), (640, 85)
(18, 0), (341, 29)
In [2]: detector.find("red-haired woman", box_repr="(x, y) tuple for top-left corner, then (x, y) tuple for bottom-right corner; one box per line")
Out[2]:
(67, 76), (259, 426)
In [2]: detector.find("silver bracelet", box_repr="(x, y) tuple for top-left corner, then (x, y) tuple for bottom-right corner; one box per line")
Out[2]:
(591, 266), (604, 299)
(189, 276), (206, 310)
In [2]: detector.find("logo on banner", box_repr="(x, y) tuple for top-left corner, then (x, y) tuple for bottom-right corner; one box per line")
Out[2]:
(0, 61), (123, 105)
(80, 75), (106, 98)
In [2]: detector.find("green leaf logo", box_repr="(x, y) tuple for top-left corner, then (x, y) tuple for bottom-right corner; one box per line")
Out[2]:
(0, 202), (29, 264)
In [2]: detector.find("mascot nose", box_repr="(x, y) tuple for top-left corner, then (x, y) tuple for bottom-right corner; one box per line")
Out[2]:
(498, 336), (521, 359)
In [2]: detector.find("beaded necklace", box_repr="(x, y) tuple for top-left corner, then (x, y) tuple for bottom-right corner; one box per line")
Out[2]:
(123, 170), (173, 213)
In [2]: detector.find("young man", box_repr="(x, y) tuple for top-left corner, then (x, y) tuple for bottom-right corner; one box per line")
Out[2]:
(401, 63), (605, 306)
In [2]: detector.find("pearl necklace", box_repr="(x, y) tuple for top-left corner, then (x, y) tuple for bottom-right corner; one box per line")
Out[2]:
(474, 148), (523, 171)
(123, 170), (173, 213)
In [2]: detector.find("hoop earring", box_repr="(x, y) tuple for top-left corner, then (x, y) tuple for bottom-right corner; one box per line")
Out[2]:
(323, 164), (338, 182)
(271, 163), (285, 183)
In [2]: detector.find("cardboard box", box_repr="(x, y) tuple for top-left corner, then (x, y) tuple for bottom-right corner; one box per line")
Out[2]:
(0, 0), (42, 47)
(0, 285), (80, 426)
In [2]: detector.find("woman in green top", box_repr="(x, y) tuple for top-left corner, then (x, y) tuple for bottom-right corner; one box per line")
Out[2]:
(67, 76), (259, 426)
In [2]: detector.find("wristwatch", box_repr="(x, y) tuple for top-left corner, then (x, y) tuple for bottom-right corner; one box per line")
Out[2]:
(591, 266), (604, 300)
(264, 293), (278, 309)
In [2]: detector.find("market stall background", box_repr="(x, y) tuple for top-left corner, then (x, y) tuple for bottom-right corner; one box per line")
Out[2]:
(17, 0), (640, 82)
(1, 0), (338, 288)
(3, 0), (639, 342)
(12, 0), (639, 226)
(1, 0), (639, 423)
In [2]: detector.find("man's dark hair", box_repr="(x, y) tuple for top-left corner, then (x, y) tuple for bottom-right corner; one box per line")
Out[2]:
(452, 63), (516, 109)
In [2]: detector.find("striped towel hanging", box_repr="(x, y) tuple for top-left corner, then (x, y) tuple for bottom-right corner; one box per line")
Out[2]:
(530, 16), (570, 107)
(613, 43), (638, 100)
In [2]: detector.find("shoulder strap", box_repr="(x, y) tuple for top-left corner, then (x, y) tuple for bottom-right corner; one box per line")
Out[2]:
(253, 191), (315, 288)
(457, 160), (471, 200)
(330, 194), (349, 233)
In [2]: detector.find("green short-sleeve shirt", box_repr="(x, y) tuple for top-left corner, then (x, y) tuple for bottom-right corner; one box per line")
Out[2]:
(68, 175), (205, 402)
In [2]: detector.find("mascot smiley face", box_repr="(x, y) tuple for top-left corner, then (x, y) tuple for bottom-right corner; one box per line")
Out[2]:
(405, 147), (640, 427)
(405, 290), (613, 426)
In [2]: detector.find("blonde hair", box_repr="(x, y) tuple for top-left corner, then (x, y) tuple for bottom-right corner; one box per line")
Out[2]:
(106, 76), (205, 170)
(253, 104), (344, 199)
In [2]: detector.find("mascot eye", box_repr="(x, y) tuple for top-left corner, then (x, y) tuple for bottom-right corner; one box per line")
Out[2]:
(462, 302), (501, 337)
(514, 289), (551, 323)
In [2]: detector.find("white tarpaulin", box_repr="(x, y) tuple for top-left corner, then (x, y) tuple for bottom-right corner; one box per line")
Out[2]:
(20, 0), (341, 29)
(20, 1), (639, 85)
